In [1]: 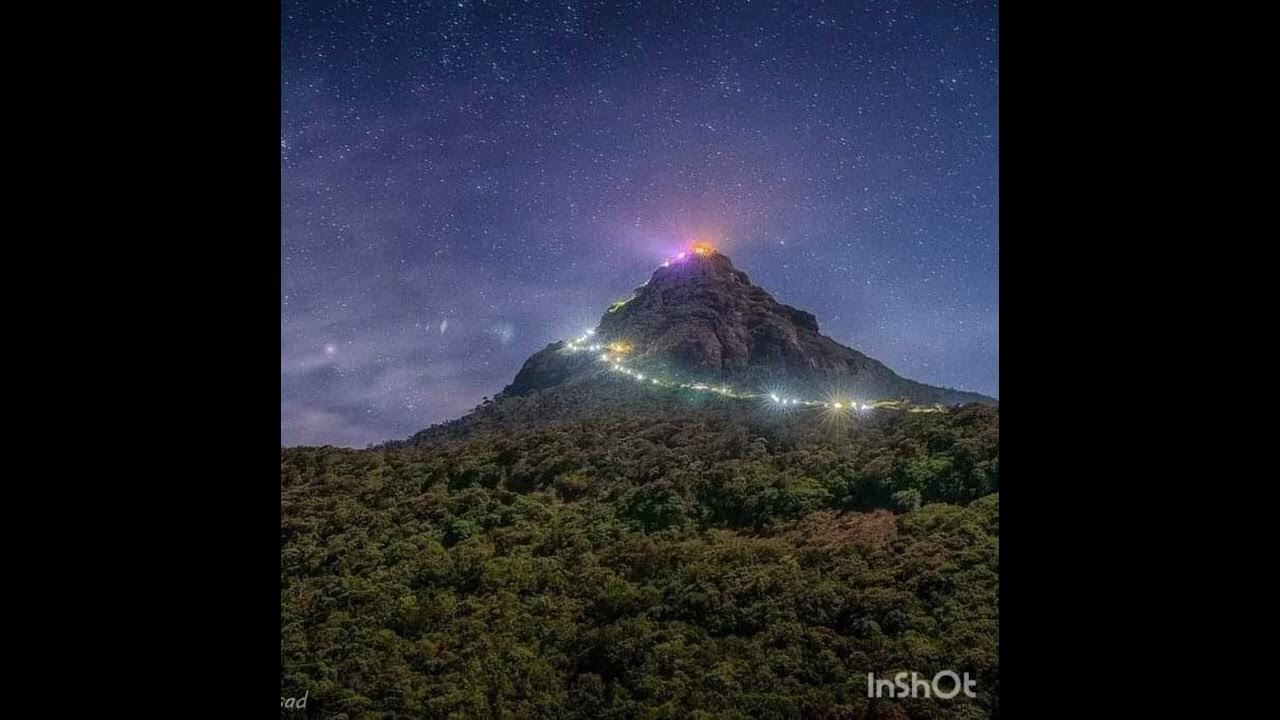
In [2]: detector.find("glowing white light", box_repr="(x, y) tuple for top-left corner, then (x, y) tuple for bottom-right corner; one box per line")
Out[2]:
(556, 328), (913, 421)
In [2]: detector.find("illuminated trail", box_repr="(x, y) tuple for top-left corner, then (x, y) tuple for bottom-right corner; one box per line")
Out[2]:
(556, 243), (949, 416)
(561, 330), (944, 416)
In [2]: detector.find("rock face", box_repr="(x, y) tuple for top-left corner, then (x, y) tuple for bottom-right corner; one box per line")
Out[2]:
(507, 250), (995, 405)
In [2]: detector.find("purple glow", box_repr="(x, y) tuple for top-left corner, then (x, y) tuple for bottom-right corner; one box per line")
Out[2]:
(676, 252), (687, 260)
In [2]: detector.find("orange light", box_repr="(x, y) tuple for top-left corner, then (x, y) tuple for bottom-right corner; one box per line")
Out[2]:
(691, 241), (715, 256)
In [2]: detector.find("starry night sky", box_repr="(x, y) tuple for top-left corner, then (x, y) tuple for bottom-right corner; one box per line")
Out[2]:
(282, 0), (998, 447)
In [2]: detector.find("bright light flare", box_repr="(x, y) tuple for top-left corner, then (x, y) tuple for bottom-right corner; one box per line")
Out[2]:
(761, 385), (805, 414)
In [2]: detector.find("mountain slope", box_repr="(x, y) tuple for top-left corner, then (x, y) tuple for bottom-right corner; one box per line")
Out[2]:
(506, 247), (994, 406)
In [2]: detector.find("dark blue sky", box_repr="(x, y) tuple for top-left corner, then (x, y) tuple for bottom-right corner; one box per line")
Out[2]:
(282, 0), (999, 446)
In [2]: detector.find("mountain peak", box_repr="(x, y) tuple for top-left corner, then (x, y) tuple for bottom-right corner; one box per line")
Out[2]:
(592, 247), (821, 372)
(648, 244), (742, 281)
(506, 246), (993, 406)
(641, 245), (771, 295)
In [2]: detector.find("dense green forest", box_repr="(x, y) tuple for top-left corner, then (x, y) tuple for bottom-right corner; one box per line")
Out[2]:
(282, 398), (998, 719)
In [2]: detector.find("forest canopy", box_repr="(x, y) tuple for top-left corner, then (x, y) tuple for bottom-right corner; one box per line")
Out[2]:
(282, 401), (999, 719)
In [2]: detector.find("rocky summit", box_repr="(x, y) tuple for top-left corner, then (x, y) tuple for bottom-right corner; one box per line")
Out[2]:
(506, 247), (995, 405)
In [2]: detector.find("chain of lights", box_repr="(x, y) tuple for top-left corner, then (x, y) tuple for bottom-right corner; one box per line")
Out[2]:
(557, 243), (946, 415)
(562, 330), (943, 415)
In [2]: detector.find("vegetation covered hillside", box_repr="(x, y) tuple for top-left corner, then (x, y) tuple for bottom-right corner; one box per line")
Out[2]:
(281, 397), (999, 719)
